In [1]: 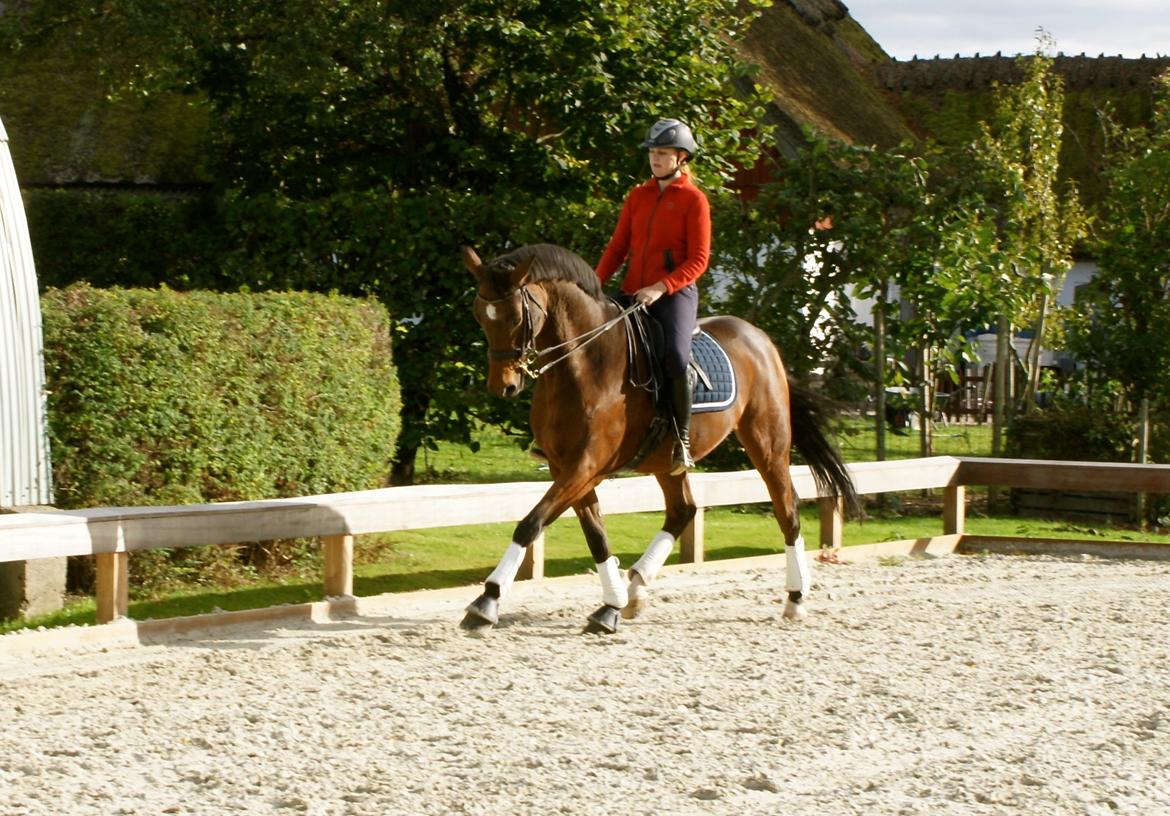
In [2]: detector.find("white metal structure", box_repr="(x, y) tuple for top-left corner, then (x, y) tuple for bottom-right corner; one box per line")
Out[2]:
(0, 114), (52, 507)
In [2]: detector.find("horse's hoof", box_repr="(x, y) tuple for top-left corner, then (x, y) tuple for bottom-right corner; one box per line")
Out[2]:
(584, 605), (621, 634)
(621, 584), (648, 620)
(782, 599), (808, 621)
(460, 594), (499, 630)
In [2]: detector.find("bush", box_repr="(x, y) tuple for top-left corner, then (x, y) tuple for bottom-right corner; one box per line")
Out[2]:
(1006, 401), (1132, 462)
(1140, 407), (1170, 525)
(41, 284), (401, 594)
(1007, 397), (1169, 526)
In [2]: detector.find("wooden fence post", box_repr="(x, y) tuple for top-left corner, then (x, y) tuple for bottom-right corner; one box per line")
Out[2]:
(943, 485), (966, 535)
(679, 507), (705, 564)
(818, 497), (843, 553)
(95, 551), (129, 624)
(518, 532), (544, 581)
(323, 534), (354, 597)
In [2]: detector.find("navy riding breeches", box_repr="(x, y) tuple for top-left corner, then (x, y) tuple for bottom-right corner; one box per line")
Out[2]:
(647, 284), (698, 379)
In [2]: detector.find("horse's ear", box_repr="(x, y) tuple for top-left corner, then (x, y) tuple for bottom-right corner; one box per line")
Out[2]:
(462, 246), (483, 280)
(510, 255), (534, 288)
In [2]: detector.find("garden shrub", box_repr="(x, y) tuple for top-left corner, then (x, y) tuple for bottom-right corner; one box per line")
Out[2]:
(1007, 397), (1168, 526)
(40, 284), (401, 594)
(1138, 407), (1170, 525)
(1006, 400), (1132, 462)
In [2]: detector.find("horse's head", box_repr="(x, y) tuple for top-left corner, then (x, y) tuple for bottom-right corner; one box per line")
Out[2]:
(463, 246), (548, 398)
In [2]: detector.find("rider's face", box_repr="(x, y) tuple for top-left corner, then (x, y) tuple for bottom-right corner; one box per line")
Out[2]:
(648, 147), (684, 178)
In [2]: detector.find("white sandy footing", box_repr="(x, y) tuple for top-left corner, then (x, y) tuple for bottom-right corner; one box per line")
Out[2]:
(1, 553), (1168, 816)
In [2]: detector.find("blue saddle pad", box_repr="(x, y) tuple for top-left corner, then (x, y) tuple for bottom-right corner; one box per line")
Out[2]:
(690, 330), (736, 413)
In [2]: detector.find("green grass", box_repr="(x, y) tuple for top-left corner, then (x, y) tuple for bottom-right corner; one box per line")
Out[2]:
(416, 415), (998, 483)
(352, 502), (1168, 593)
(417, 428), (547, 484)
(835, 416), (996, 461)
(3, 419), (1161, 634)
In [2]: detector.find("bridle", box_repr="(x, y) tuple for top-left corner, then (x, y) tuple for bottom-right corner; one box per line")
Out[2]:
(476, 286), (547, 378)
(475, 284), (644, 380)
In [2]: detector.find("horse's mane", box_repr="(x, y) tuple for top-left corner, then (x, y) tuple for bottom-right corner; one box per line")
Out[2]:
(485, 244), (604, 300)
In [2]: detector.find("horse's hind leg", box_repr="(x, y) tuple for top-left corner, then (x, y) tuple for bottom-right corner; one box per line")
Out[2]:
(575, 490), (627, 634)
(736, 422), (809, 621)
(622, 472), (696, 620)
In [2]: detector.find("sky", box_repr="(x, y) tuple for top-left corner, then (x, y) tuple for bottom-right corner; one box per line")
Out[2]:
(843, 0), (1170, 61)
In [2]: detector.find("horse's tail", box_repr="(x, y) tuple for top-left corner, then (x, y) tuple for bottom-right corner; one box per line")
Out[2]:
(789, 379), (862, 518)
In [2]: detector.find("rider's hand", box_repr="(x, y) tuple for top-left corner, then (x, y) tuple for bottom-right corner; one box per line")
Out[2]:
(634, 282), (668, 307)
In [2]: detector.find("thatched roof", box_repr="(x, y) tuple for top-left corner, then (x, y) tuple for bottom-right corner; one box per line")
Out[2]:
(877, 54), (1170, 202)
(876, 54), (1170, 94)
(737, 0), (914, 157)
(0, 46), (210, 187)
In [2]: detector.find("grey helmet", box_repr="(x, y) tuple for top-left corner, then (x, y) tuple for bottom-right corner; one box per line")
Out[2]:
(640, 118), (698, 158)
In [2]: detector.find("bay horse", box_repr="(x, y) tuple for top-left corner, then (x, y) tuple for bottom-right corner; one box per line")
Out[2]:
(462, 243), (858, 633)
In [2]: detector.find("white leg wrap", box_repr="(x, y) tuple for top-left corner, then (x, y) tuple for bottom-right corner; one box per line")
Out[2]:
(486, 542), (526, 599)
(786, 535), (810, 595)
(630, 531), (674, 585)
(598, 556), (629, 608)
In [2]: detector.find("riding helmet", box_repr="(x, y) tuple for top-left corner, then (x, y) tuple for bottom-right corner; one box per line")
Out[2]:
(640, 118), (698, 158)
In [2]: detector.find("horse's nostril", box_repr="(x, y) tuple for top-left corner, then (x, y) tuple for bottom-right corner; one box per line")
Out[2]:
(503, 384), (518, 398)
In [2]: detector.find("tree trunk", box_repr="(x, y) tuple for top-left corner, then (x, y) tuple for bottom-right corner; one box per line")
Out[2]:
(873, 283), (888, 462)
(919, 345), (933, 458)
(992, 315), (1010, 456)
(1021, 285), (1050, 414)
(391, 443), (419, 487)
(989, 315), (1011, 513)
(1135, 396), (1150, 526)
(390, 392), (433, 486)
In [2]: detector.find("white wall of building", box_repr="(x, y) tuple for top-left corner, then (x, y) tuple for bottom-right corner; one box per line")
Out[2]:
(1, 115), (53, 507)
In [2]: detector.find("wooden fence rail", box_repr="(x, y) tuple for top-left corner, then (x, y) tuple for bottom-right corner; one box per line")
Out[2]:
(2, 457), (1167, 625)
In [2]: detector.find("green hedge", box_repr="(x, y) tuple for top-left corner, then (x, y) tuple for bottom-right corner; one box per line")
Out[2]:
(42, 284), (401, 506)
(41, 284), (402, 593)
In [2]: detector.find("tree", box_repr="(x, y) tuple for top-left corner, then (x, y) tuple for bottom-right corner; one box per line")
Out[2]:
(1067, 72), (1170, 411)
(2, 0), (771, 482)
(714, 132), (1005, 459)
(972, 41), (1085, 438)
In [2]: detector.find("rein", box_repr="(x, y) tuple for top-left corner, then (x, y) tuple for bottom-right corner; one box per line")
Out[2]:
(476, 286), (645, 380)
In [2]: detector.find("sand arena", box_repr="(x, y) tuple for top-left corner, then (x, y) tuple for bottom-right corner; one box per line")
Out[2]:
(1, 552), (1168, 815)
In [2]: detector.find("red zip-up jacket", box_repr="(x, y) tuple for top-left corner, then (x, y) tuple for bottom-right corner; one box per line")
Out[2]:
(595, 173), (711, 295)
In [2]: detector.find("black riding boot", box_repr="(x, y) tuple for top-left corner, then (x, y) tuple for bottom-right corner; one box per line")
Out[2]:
(669, 368), (696, 475)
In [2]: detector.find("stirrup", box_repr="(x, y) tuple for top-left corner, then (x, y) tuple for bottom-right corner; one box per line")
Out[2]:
(670, 440), (694, 475)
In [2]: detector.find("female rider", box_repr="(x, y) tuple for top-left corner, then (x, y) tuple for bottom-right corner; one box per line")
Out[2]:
(595, 118), (711, 473)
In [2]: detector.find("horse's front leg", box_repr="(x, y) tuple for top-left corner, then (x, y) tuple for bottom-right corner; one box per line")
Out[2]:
(460, 475), (602, 631)
(574, 490), (627, 635)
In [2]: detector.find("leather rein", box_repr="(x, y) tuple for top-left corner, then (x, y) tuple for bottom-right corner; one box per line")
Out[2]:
(476, 285), (646, 381)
